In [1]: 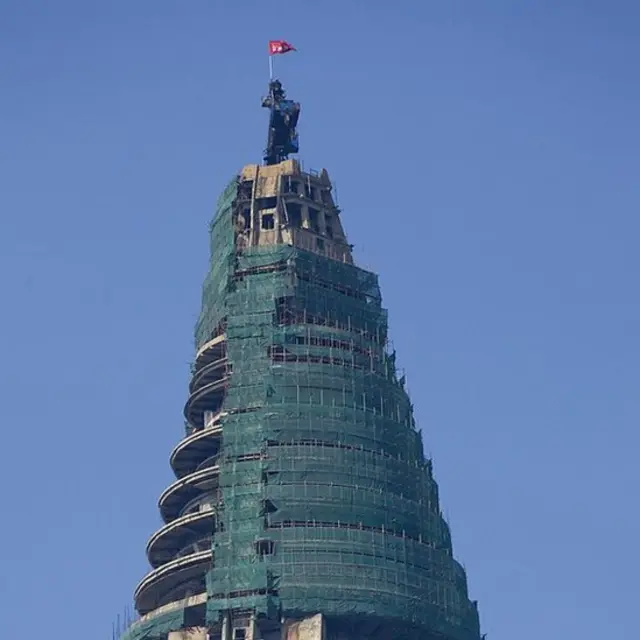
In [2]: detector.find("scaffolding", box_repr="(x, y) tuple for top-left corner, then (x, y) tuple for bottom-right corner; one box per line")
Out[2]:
(123, 172), (482, 640)
(196, 178), (479, 639)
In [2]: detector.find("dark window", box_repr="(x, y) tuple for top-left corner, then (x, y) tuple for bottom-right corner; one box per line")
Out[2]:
(255, 539), (275, 557)
(286, 202), (302, 228)
(325, 215), (334, 238)
(262, 498), (278, 513)
(238, 180), (253, 199)
(257, 196), (277, 210)
(284, 179), (298, 194)
(308, 207), (320, 232)
(304, 183), (316, 200)
(262, 214), (275, 230)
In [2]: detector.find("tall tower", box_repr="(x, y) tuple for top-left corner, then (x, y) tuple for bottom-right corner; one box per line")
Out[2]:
(122, 79), (482, 640)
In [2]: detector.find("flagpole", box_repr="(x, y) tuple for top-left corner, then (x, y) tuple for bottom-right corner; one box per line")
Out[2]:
(268, 40), (295, 80)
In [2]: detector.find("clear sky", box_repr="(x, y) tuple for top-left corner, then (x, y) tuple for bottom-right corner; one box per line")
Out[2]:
(0, 1), (638, 638)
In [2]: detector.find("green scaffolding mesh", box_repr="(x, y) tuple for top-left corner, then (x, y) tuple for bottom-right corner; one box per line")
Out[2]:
(121, 609), (184, 640)
(190, 178), (481, 640)
(129, 173), (481, 640)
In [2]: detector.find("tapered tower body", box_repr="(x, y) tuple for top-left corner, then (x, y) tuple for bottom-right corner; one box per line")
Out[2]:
(122, 80), (482, 640)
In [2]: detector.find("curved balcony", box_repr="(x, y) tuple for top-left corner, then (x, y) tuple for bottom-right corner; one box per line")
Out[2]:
(184, 377), (229, 430)
(134, 549), (212, 616)
(195, 454), (222, 472)
(190, 356), (229, 394)
(194, 335), (226, 372)
(158, 465), (221, 524)
(146, 509), (217, 569)
(185, 336), (229, 430)
(175, 537), (212, 559)
(179, 492), (219, 519)
(170, 417), (223, 479)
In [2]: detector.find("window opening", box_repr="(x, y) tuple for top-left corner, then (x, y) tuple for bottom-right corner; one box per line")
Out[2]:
(325, 215), (334, 238)
(286, 202), (302, 228)
(255, 539), (275, 557)
(238, 180), (253, 199)
(304, 182), (316, 200)
(261, 214), (275, 230)
(284, 178), (298, 194)
(308, 207), (320, 232)
(256, 196), (277, 210)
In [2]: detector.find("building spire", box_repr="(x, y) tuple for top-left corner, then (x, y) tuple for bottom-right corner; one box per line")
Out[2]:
(261, 78), (300, 165)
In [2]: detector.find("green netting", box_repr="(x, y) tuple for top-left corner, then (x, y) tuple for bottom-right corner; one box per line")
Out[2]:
(187, 177), (482, 640)
(120, 609), (184, 640)
(194, 176), (237, 351)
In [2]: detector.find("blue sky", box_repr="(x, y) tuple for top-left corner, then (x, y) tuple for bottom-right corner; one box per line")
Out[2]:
(0, 2), (638, 638)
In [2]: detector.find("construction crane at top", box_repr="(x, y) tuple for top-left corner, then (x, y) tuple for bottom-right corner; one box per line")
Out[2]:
(262, 40), (300, 165)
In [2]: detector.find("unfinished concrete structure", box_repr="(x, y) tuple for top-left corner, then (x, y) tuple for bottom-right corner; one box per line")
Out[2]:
(121, 79), (483, 640)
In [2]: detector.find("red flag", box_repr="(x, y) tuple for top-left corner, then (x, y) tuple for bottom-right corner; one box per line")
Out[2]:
(269, 40), (296, 55)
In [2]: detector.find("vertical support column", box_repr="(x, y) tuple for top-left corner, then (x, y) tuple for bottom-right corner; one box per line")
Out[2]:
(222, 612), (232, 640)
(318, 209), (327, 236)
(275, 175), (283, 245)
(250, 165), (260, 246)
(301, 205), (310, 230)
(247, 613), (260, 640)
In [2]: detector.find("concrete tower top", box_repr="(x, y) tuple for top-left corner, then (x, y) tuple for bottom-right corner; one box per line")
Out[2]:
(234, 159), (353, 264)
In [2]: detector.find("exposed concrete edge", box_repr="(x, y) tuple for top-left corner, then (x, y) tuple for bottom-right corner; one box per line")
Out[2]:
(134, 592), (207, 626)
